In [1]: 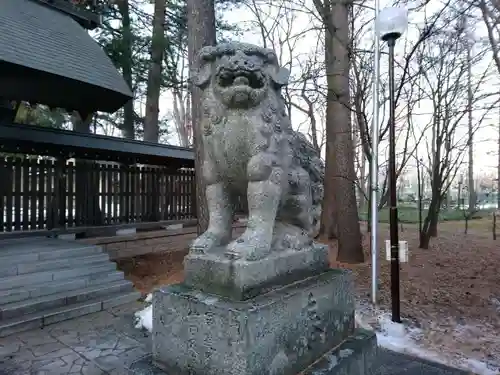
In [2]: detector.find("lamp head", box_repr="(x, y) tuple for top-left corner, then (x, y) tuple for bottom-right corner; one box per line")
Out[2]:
(378, 7), (408, 42)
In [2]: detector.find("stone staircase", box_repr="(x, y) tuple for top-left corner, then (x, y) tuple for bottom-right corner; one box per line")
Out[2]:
(0, 237), (140, 337)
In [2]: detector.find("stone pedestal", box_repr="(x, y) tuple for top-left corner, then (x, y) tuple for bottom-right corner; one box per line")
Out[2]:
(183, 243), (330, 300)
(152, 267), (378, 375)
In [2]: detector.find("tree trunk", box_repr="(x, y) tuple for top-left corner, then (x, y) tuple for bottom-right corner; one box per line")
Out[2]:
(117, 0), (135, 139)
(429, 210), (438, 237)
(187, 0), (216, 234)
(467, 38), (476, 212)
(173, 89), (191, 147)
(144, 0), (167, 143)
(358, 152), (367, 212)
(498, 105), (500, 210)
(321, 0), (363, 263)
(366, 173), (371, 233)
(319, 1), (337, 241)
(420, 216), (432, 249)
(419, 194), (440, 248)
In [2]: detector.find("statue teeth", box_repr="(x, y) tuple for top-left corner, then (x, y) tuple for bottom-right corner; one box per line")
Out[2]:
(234, 76), (249, 86)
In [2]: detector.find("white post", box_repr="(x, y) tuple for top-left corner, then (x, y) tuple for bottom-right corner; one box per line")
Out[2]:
(371, 0), (381, 305)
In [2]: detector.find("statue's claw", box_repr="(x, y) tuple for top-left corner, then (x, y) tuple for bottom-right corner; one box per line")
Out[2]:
(224, 230), (271, 261)
(189, 231), (227, 254)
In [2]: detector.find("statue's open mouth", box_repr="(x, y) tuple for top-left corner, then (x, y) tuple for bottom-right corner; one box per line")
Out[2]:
(217, 69), (264, 89)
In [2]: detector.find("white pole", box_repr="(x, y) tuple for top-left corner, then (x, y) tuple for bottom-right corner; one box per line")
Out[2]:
(371, 0), (380, 305)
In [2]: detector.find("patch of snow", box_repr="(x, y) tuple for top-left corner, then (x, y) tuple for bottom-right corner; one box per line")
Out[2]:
(356, 302), (499, 375)
(203, 296), (218, 305)
(134, 294), (153, 332)
(324, 354), (338, 371)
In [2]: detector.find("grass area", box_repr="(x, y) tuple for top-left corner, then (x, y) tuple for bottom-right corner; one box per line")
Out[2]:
(359, 206), (493, 224)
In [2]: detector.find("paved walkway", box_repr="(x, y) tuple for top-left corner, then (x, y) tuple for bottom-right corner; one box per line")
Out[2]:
(0, 302), (470, 375)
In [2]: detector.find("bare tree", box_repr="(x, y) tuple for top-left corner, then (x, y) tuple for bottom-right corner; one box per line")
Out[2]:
(143, 0), (167, 143)
(169, 49), (193, 147)
(242, 0), (325, 151)
(312, 0), (364, 262)
(187, 0), (217, 233)
(475, 0), (500, 75)
(418, 22), (494, 248)
(116, 0), (135, 139)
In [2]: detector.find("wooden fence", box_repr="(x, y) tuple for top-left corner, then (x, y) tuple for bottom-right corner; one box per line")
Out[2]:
(0, 156), (196, 232)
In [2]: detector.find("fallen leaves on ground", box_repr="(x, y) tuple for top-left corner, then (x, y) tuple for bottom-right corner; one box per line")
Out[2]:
(323, 223), (500, 368)
(116, 250), (185, 294)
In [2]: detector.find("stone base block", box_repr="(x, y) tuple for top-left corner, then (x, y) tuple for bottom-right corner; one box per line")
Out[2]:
(302, 329), (378, 374)
(183, 242), (329, 300)
(152, 269), (378, 375)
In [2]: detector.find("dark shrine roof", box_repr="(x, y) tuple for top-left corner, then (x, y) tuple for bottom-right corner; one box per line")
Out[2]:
(0, 0), (133, 114)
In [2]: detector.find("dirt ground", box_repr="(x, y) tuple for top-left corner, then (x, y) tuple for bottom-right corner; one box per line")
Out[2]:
(116, 250), (185, 294)
(117, 221), (500, 368)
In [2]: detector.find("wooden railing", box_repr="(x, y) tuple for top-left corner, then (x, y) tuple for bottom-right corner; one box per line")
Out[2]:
(0, 124), (196, 236)
(0, 157), (195, 233)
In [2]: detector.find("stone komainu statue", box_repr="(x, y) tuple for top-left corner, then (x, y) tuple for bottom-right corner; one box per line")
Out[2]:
(190, 42), (325, 261)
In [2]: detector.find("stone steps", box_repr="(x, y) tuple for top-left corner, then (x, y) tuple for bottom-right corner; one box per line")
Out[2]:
(0, 253), (110, 277)
(0, 237), (140, 337)
(0, 262), (117, 290)
(0, 290), (140, 338)
(0, 244), (104, 265)
(0, 270), (125, 304)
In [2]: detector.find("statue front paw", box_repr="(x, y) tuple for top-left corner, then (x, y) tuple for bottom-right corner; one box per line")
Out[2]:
(190, 231), (228, 254)
(225, 230), (271, 261)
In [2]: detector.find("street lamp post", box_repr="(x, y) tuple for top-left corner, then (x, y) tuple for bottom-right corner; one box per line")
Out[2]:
(370, 0), (381, 306)
(378, 7), (408, 324)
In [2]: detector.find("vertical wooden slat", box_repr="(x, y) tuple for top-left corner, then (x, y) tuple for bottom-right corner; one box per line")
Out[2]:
(145, 166), (151, 221)
(99, 163), (105, 226)
(150, 167), (157, 222)
(168, 171), (175, 220)
(67, 161), (74, 228)
(29, 159), (37, 230)
(140, 166), (146, 222)
(5, 157), (13, 232)
(124, 164), (130, 223)
(185, 169), (189, 219)
(106, 164), (112, 225)
(184, 169), (189, 218)
(191, 169), (197, 219)
(145, 166), (151, 222)
(177, 169), (182, 219)
(58, 160), (67, 228)
(119, 164), (125, 224)
(159, 168), (166, 220)
(189, 170), (193, 218)
(37, 159), (46, 229)
(46, 159), (54, 229)
(112, 164), (119, 224)
(87, 162), (95, 226)
(13, 158), (22, 231)
(52, 160), (61, 228)
(190, 169), (195, 218)
(74, 161), (82, 227)
(94, 162), (102, 226)
(175, 171), (181, 220)
(22, 158), (30, 230)
(0, 157), (5, 232)
(179, 169), (186, 219)
(130, 164), (137, 222)
(171, 172), (177, 220)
